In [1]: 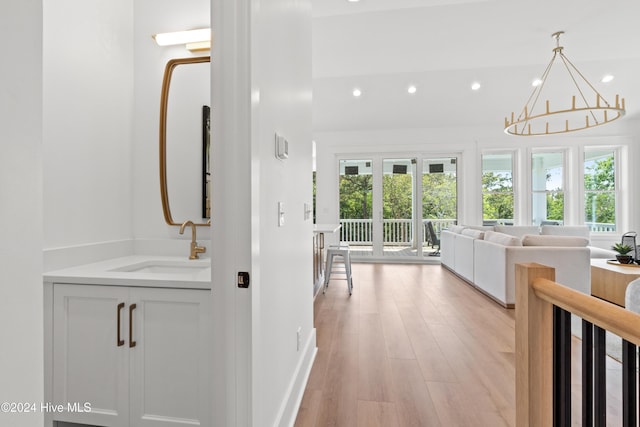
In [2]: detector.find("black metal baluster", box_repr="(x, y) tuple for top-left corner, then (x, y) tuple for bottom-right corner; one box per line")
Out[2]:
(553, 306), (572, 427)
(622, 339), (637, 427)
(582, 320), (594, 427)
(594, 325), (606, 427)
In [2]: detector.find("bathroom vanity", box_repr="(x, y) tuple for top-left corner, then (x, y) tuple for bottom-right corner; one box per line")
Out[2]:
(43, 255), (212, 427)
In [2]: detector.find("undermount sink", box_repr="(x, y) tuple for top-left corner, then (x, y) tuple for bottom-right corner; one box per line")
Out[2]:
(110, 259), (210, 275)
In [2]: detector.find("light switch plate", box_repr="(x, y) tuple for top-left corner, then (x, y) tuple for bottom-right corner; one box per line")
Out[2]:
(275, 133), (288, 160)
(278, 202), (285, 226)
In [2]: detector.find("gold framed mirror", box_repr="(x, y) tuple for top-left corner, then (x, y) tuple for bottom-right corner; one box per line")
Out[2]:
(159, 56), (211, 226)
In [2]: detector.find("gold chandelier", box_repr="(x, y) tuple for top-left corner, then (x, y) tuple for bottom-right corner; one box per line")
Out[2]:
(504, 31), (625, 136)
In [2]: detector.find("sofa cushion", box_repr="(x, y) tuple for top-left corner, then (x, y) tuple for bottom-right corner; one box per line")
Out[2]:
(448, 225), (466, 234)
(540, 225), (590, 239)
(461, 228), (485, 239)
(484, 230), (522, 246)
(494, 225), (540, 239)
(522, 234), (589, 247)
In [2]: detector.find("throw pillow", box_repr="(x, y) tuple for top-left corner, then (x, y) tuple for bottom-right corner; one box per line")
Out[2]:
(540, 225), (590, 239)
(448, 225), (466, 234)
(484, 230), (522, 246)
(461, 228), (485, 239)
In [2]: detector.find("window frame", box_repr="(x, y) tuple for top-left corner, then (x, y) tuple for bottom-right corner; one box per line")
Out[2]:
(582, 147), (620, 233)
(481, 151), (516, 225)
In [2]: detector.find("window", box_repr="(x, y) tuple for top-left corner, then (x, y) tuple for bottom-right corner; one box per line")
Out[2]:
(531, 152), (564, 225)
(584, 149), (617, 232)
(482, 153), (514, 225)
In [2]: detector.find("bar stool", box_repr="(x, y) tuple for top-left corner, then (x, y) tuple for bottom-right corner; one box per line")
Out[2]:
(323, 244), (353, 295)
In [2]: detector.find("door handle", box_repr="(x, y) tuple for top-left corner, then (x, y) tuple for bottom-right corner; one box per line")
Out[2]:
(129, 303), (137, 348)
(117, 302), (125, 347)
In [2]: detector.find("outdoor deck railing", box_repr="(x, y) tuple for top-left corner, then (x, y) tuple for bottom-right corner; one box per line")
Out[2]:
(339, 218), (456, 246)
(338, 218), (616, 246)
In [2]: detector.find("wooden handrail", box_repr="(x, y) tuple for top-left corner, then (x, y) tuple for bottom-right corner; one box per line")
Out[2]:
(532, 276), (640, 346)
(515, 262), (640, 426)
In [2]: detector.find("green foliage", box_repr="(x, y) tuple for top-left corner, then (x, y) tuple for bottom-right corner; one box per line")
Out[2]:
(423, 173), (457, 219)
(612, 242), (633, 255)
(339, 170), (458, 221)
(339, 174), (373, 219)
(482, 172), (513, 220)
(546, 191), (564, 220)
(382, 173), (412, 219)
(584, 155), (616, 225)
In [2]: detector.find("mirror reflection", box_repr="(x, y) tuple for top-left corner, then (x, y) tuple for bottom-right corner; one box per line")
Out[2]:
(159, 56), (210, 226)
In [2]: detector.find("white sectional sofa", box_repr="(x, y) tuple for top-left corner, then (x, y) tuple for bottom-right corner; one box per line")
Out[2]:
(440, 225), (612, 308)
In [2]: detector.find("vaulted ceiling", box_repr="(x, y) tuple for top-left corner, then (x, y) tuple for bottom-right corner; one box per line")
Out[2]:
(312, 0), (640, 134)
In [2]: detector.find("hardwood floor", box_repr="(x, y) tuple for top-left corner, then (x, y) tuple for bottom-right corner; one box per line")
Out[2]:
(295, 263), (627, 426)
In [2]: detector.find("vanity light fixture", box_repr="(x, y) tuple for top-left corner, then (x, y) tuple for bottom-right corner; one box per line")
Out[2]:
(504, 31), (625, 136)
(153, 28), (211, 52)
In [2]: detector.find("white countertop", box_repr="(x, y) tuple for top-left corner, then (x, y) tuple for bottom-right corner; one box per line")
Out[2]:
(313, 223), (341, 233)
(43, 255), (211, 289)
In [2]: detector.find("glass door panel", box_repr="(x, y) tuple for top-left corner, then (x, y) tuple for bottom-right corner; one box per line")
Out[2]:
(339, 159), (373, 257)
(422, 157), (457, 257)
(382, 158), (416, 257)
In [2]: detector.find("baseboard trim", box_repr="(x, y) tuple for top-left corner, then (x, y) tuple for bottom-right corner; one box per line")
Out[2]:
(273, 328), (317, 427)
(441, 264), (515, 309)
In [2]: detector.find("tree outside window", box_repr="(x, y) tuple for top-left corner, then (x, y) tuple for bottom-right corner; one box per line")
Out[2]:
(584, 150), (616, 232)
(482, 153), (514, 223)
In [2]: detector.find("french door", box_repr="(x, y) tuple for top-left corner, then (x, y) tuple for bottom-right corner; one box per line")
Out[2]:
(339, 155), (457, 260)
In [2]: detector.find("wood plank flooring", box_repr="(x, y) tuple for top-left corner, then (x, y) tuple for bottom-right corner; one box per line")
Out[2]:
(295, 263), (627, 426)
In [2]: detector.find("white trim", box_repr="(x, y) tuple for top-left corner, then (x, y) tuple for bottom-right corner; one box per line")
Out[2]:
(273, 329), (318, 427)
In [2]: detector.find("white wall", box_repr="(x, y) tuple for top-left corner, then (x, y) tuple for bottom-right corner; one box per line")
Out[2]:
(252, 2), (314, 424)
(211, 0), (314, 425)
(315, 121), (640, 250)
(0, 1), (44, 426)
(43, 0), (134, 254)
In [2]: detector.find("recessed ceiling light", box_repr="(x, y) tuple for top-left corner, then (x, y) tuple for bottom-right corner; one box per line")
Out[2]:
(532, 78), (543, 87)
(471, 82), (481, 91)
(352, 88), (362, 97)
(407, 85), (417, 94)
(601, 74), (614, 83)
(347, 0), (360, 2)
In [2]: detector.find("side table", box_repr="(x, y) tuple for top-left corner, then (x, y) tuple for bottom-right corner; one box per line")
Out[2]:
(591, 258), (640, 307)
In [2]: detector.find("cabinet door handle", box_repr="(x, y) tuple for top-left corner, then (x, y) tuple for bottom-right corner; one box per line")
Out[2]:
(117, 302), (125, 347)
(129, 303), (137, 348)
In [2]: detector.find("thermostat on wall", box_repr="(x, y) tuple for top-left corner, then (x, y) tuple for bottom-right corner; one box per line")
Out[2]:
(275, 133), (288, 160)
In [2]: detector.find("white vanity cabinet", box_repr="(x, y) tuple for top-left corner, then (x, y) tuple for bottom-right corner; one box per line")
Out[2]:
(46, 282), (211, 427)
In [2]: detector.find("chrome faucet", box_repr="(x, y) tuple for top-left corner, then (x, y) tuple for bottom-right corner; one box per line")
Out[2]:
(179, 220), (206, 260)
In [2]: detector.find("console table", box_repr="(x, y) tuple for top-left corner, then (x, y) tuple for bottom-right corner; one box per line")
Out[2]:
(591, 258), (640, 307)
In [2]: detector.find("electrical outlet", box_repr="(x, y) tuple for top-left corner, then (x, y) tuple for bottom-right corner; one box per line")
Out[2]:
(296, 327), (302, 351)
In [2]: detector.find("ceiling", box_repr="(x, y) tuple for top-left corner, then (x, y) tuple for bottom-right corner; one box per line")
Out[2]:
(312, 0), (640, 134)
